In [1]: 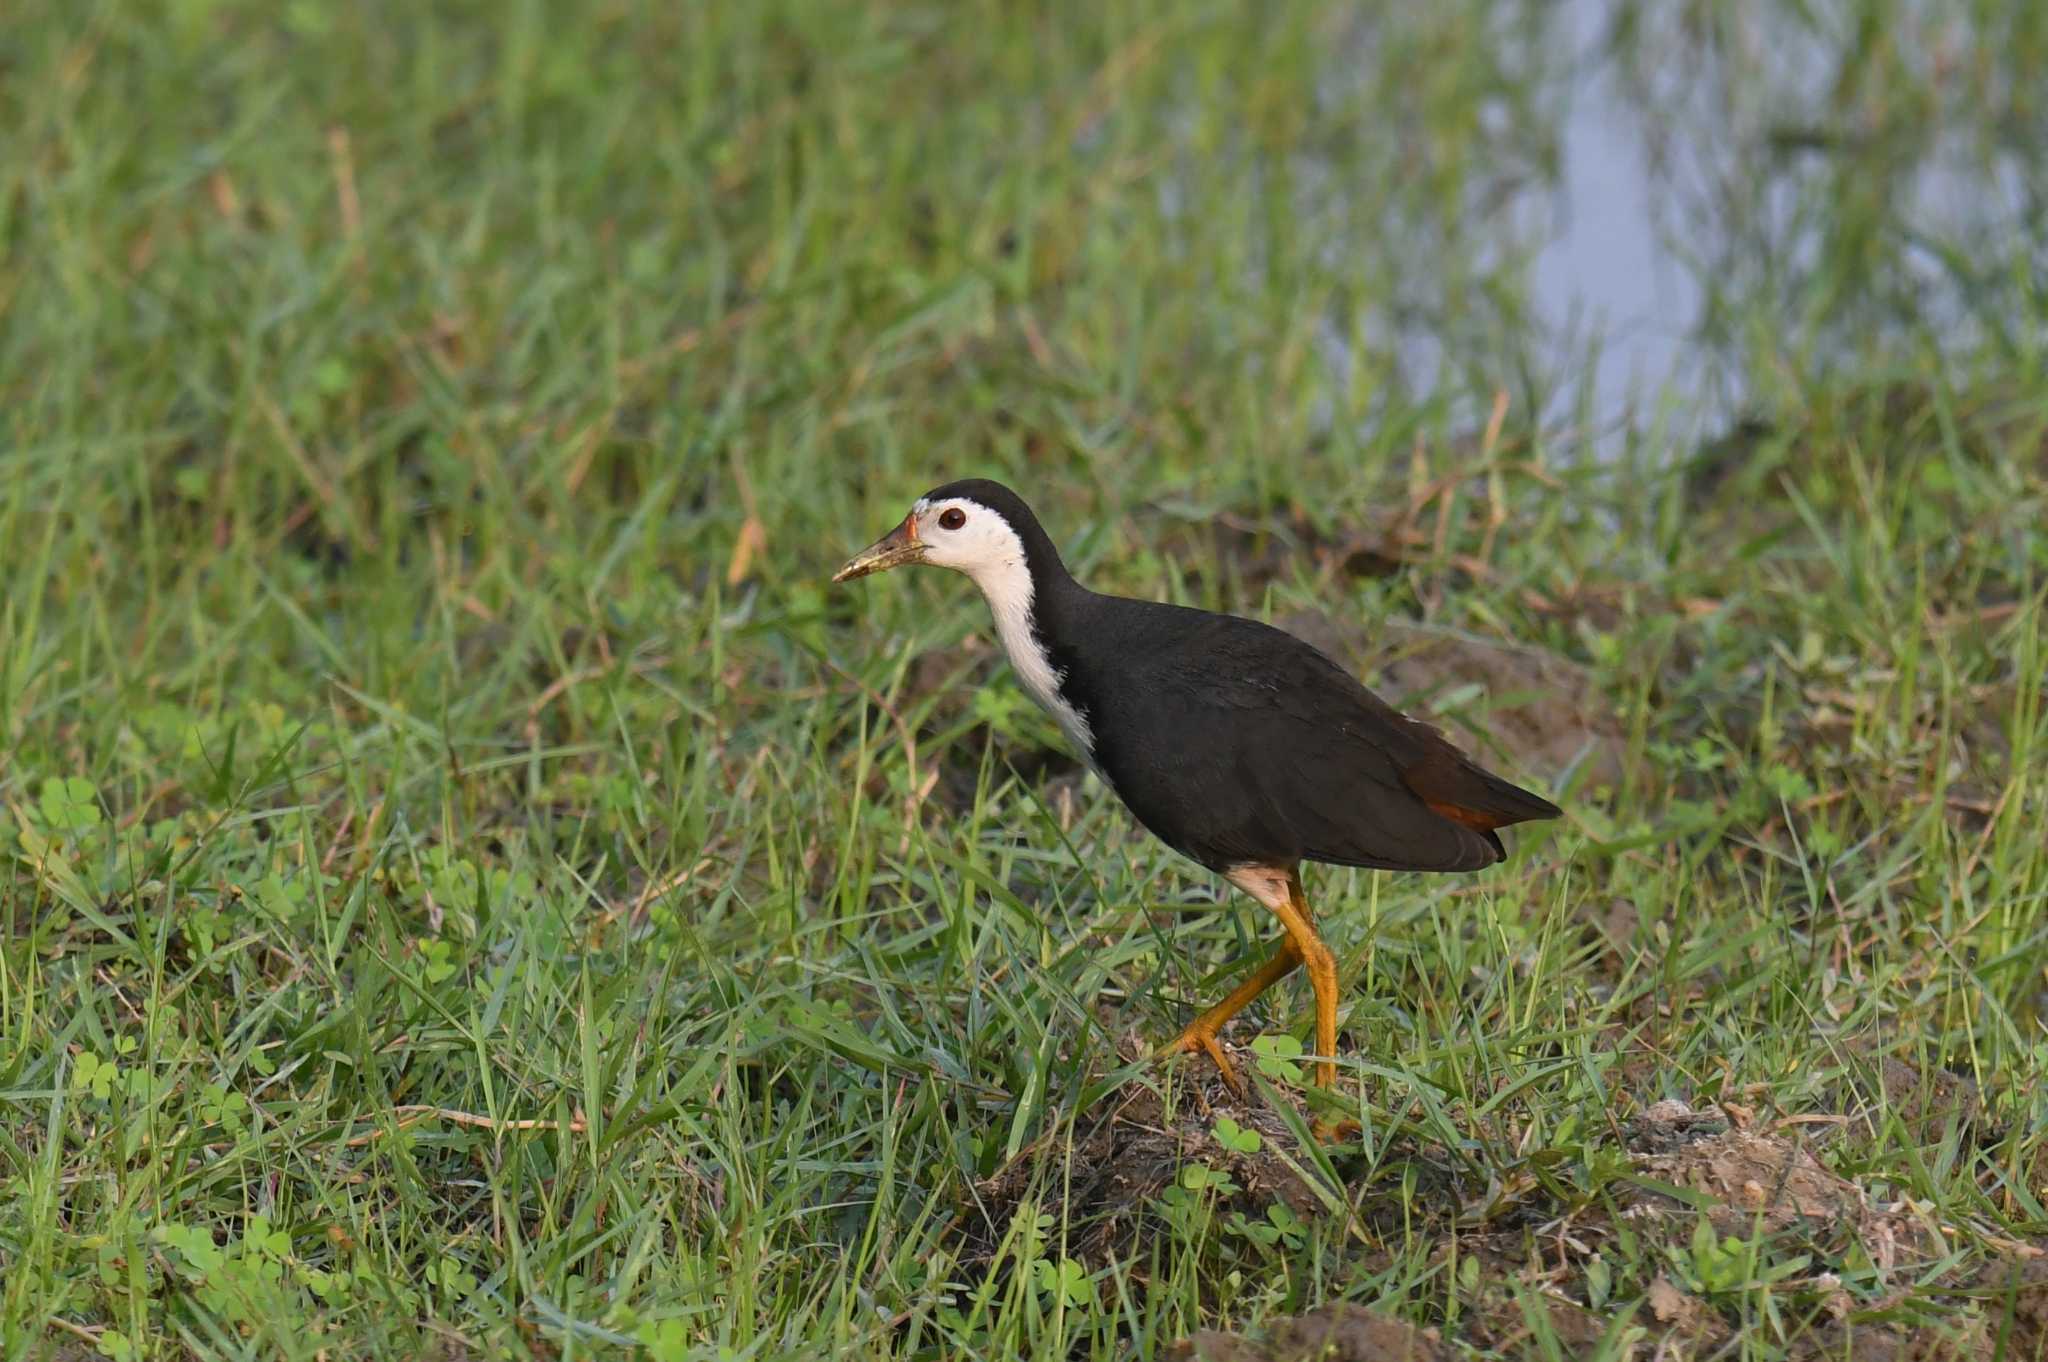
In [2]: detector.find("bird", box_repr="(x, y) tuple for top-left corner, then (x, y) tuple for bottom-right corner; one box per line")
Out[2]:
(832, 478), (1561, 1111)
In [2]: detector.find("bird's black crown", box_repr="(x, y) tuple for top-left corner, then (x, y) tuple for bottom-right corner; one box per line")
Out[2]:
(920, 478), (1069, 579)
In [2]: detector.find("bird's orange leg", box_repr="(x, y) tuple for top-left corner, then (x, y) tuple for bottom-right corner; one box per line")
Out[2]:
(1158, 938), (1303, 1090)
(1267, 875), (1339, 1091)
(1163, 865), (1353, 1138)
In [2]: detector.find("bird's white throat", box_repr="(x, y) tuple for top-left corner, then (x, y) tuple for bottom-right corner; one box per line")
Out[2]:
(963, 547), (1095, 758)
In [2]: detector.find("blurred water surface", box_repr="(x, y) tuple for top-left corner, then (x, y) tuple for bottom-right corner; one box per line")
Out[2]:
(1344, 0), (2048, 449)
(1554, 0), (2040, 444)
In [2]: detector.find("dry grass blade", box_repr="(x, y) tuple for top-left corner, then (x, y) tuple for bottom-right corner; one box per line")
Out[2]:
(343, 1105), (590, 1148)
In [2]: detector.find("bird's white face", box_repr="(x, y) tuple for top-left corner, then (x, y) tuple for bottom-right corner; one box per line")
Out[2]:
(832, 485), (1096, 757)
(907, 496), (1025, 584)
(831, 493), (1026, 591)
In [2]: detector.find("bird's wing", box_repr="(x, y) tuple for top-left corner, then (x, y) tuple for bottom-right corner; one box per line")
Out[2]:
(1115, 612), (1550, 871)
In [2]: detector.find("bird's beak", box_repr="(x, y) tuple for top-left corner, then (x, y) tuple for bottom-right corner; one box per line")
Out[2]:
(831, 514), (925, 584)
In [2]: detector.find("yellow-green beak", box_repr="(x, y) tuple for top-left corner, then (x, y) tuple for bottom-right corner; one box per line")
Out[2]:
(831, 515), (925, 583)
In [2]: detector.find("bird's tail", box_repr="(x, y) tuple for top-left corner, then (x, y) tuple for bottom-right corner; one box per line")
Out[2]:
(1401, 747), (1563, 831)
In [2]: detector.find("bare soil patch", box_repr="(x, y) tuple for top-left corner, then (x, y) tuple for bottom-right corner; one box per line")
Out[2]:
(1623, 1099), (1923, 1250)
(956, 1035), (1334, 1269)
(1166, 1303), (1447, 1362)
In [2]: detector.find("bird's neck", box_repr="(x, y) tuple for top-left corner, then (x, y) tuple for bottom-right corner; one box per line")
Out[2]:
(965, 548), (1095, 754)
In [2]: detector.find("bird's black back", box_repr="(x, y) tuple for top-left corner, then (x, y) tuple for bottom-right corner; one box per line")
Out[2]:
(1035, 583), (1559, 873)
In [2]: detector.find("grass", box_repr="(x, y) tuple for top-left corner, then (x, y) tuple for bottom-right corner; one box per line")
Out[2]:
(3, 1), (2047, 1358)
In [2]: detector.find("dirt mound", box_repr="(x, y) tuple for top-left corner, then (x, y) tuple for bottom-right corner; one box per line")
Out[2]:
(1624, 1096), (1731, 1154)
(1614, 1099), (2048, 1358)
(1277, 612), (1626, 792)
(956, 1035), (1333, 1269)
(1974, 1257), (2048, 1360)
(1627, 1099), (1864, 1233)
(1623, 1098), (1945, 1277)
(1460, 1291), (1611, 1354)
(1166, 1303), (1447, 1362)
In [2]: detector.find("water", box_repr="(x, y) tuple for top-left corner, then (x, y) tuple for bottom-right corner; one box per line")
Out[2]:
(1529, 0), (1712, 442)
(1511, 0), (2047, 451)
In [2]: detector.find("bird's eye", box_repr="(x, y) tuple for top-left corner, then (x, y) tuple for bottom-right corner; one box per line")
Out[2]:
(938, 507), (966, 531)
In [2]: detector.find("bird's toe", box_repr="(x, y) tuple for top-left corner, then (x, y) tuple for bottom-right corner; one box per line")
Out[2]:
(1158, 1025), (1242, 1091)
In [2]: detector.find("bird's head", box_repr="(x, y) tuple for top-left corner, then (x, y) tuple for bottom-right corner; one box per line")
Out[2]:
(831, 481), (1037, 588)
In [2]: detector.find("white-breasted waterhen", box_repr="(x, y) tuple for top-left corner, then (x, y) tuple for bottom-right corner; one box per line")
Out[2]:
(833, 479), (1561, 1108)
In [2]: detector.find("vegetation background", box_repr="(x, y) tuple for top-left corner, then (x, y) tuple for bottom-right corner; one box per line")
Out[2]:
(3, 1), (2046, 1358)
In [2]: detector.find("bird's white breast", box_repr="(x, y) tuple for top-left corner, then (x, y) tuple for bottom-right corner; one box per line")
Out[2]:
(968, 555), (1095, 759)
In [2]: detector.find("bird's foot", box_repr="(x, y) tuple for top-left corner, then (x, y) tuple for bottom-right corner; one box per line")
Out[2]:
(1162, 1030), (1360, 1143)
(1157, 1024), (1241, 1092)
